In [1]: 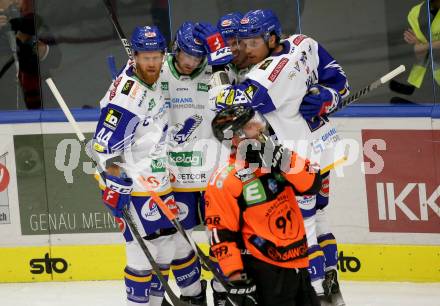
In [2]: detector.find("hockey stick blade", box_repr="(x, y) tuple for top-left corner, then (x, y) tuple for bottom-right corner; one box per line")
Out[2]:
(45, 77), (188, 306)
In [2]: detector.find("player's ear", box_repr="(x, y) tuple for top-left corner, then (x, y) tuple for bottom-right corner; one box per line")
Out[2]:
(268, 34), (277, 49)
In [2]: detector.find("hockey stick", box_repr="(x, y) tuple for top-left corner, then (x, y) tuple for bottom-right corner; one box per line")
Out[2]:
(102, 0), (133, 61)
(138, 180), (241, 306)
(100, 1), (243, 302)
(100, 0), (240, 300)
(45, 77), (189, 306)
(326, 65), (406, 116)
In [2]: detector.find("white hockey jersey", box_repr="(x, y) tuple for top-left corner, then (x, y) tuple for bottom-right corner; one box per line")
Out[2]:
(160, 55), (218, 191)
(212, 34), (350, 172)
(93, 64), (171, 195)
(225, 63), (251, 84)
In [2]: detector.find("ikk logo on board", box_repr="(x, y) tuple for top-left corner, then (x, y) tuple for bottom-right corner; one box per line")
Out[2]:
(362, 130), (440, 233)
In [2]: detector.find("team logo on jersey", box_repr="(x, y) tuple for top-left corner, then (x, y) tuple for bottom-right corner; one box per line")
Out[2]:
(148, 98), (156, 111)
(197, 83), (209, 92)
(216, 88), (243, 105)
(151, 157), (166, 172)
(104, 108), (122, 130)
(267, 178), (278, 194)
(240, 17), (249, 25)
(137, 89), (147, 107)
(121, 80), (135, 95)
(307, 115), (328, 133)
(259, 59), (273, 70)
(168, 151), (203, 167)
(129, 83), (141, 99)
(172, 115), (203, 144)
(293, 34), (307, 46)
(235, 167), (256, 182)
(244, 84), (258, 100)
(161, 82), (169, 91)
(268, 58), (289, 82)
(109, 76), (122, 100)
(243, 180), (267, 205)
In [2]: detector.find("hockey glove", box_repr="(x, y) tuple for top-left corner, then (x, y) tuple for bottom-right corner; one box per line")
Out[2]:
(194, 22), (233, 66)
(260, 141), (291, 173)
(299, 84), (341, 121)
(227, 278), (259, 306)
(102, 175), (133, 218)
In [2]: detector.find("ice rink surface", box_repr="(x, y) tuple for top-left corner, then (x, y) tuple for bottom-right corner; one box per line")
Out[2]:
(0, 280), (439, 306)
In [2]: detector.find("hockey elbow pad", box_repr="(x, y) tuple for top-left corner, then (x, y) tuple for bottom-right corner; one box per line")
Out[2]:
(93, 105), (139, 154)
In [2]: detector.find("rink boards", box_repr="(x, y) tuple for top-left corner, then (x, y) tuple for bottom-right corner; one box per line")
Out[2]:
(0, 109), (439, 283)
(0, 241), (439, 283)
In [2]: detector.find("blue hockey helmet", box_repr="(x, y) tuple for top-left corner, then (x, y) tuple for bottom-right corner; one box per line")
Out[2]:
(131, 25), (167, 52)
(238, 9), (282, 41)
(174, 21), (206, 57)
(217, 12), (243, 39)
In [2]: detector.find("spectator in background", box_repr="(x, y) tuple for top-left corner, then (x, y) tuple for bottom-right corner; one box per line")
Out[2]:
(390, 0), (440, 96)
(0, 0), (61, 109)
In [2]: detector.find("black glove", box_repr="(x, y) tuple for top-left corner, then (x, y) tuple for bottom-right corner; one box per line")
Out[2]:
(242, 140), (263, 166)
(226, 278), (258, 306)
(261, 141), (291, 173)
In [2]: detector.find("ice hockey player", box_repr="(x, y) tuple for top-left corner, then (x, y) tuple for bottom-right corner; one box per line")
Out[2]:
(216, 12), (251, 84)
(205, 104), (322, 306)
(91, 25), (179, 306)
(195, 9), (349, 305)
(152, 21), (212, 306)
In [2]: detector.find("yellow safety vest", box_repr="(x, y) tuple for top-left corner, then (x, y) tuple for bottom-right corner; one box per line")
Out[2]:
(407, 2), (440, 87)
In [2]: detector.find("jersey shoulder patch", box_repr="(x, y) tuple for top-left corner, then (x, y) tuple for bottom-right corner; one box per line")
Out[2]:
(209, 164), (236, 189)
(234, 167), (256, 183)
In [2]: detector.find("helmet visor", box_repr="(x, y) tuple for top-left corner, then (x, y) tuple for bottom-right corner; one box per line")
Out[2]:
(236, 111), (268, 141)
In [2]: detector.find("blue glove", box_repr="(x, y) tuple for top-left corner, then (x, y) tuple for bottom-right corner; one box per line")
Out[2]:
(102, 175), (133, 218)
(299, 84), (341, 120)
(194, 22), (233, 66)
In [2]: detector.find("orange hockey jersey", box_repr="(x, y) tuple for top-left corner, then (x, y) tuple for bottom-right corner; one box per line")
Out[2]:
(205, 152), (320, 277)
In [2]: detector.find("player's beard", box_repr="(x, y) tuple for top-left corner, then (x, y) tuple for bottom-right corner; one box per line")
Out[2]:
(136, 67), (160, 85)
